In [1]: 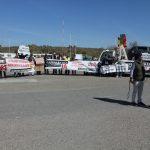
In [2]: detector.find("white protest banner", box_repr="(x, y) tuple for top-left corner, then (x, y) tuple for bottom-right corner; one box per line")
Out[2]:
(100, 65), (116, 74)
(18, 45), (30, 55)
(45, 59), (98, 73)
(67, 61), (98, 73)
(6, 58), (31, 72)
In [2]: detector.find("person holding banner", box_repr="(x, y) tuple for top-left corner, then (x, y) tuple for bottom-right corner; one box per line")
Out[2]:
(35, 55), (44, 75)
(65, 56), (70, 75)
(44, 54), (49, 74)
(130, 53), (146, 106)
(0, 55), (6, 78)
(28, 53), (36, 76)
(97, 61), (102, 76)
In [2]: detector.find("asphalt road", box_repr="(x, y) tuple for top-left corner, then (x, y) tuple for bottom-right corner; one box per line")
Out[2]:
(0, 75), (150, 150)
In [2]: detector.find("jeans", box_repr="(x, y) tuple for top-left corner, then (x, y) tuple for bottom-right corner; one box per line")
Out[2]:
(132, 81), (144, 103)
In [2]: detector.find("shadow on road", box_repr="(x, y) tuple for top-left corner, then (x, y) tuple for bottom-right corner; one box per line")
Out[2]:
(93, 97), (150, 109)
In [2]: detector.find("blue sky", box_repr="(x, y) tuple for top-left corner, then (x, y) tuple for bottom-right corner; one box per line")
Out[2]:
(0, 0), (150, 48)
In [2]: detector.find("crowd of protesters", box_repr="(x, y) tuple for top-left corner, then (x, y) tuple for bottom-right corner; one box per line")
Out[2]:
(0, 52), (76, 78)
(43, 52), (72, 75)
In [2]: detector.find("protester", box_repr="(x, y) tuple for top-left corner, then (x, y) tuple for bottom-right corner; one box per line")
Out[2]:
(28, 53), (36, 75)
(64, 56), (70, 75)
(28, 53), (35, 63)
(53, 52), (57, 59)
(18, 53), (28, 59)
(0, 55), (6, 78)
(52, 52), (58, 74)
(0, 71), (5, 78)
(116, 61), (123, 78)
(101, 54), (109, 66)
(35, 55), (44, 75)
(130, 53), (146, 106)
(97, 61), (102, 76)
(15, 52), (19, 58)
(44, 54), (49, 74)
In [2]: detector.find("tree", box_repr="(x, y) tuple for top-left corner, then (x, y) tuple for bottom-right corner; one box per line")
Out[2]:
(127, 41), (139, 60)
(128, 41), (138, 49)
(107, 45), (117, 50)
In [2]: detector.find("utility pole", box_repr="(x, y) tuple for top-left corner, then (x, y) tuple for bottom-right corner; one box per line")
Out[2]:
(62, 19), (65, 52)
(69, 33), (72, 58)
(8, 40), (11, 57)
(74, 45), (76, 55)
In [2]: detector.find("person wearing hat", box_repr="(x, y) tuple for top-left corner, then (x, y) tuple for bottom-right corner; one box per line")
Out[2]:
(130, 52), (146, 106)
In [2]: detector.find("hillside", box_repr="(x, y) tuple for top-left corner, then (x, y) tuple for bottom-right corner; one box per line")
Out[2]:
(0, 45), (104, 58)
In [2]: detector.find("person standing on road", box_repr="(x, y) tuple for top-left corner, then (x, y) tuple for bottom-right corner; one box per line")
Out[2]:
(130, 53), (146, 106)
(44, 54), (49, 74)
(28, 53), (36, 76)
(0, 55), (6, 78)
(97, 61), (102, 76)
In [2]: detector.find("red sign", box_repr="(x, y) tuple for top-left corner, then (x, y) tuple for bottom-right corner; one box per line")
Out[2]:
(0, 64), (7, 71)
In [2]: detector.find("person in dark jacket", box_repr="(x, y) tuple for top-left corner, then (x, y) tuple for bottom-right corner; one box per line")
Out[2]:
(44, 54), (49, 74)
(130, 53), (146, 106)
(28, 53), (36, 65)
(97, 61), (102, 76)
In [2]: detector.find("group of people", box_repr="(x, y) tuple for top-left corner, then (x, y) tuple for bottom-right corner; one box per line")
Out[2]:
(0, 50), (148, 106)
(44, 52), (71, 61)
(44, 52), (76, 75)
